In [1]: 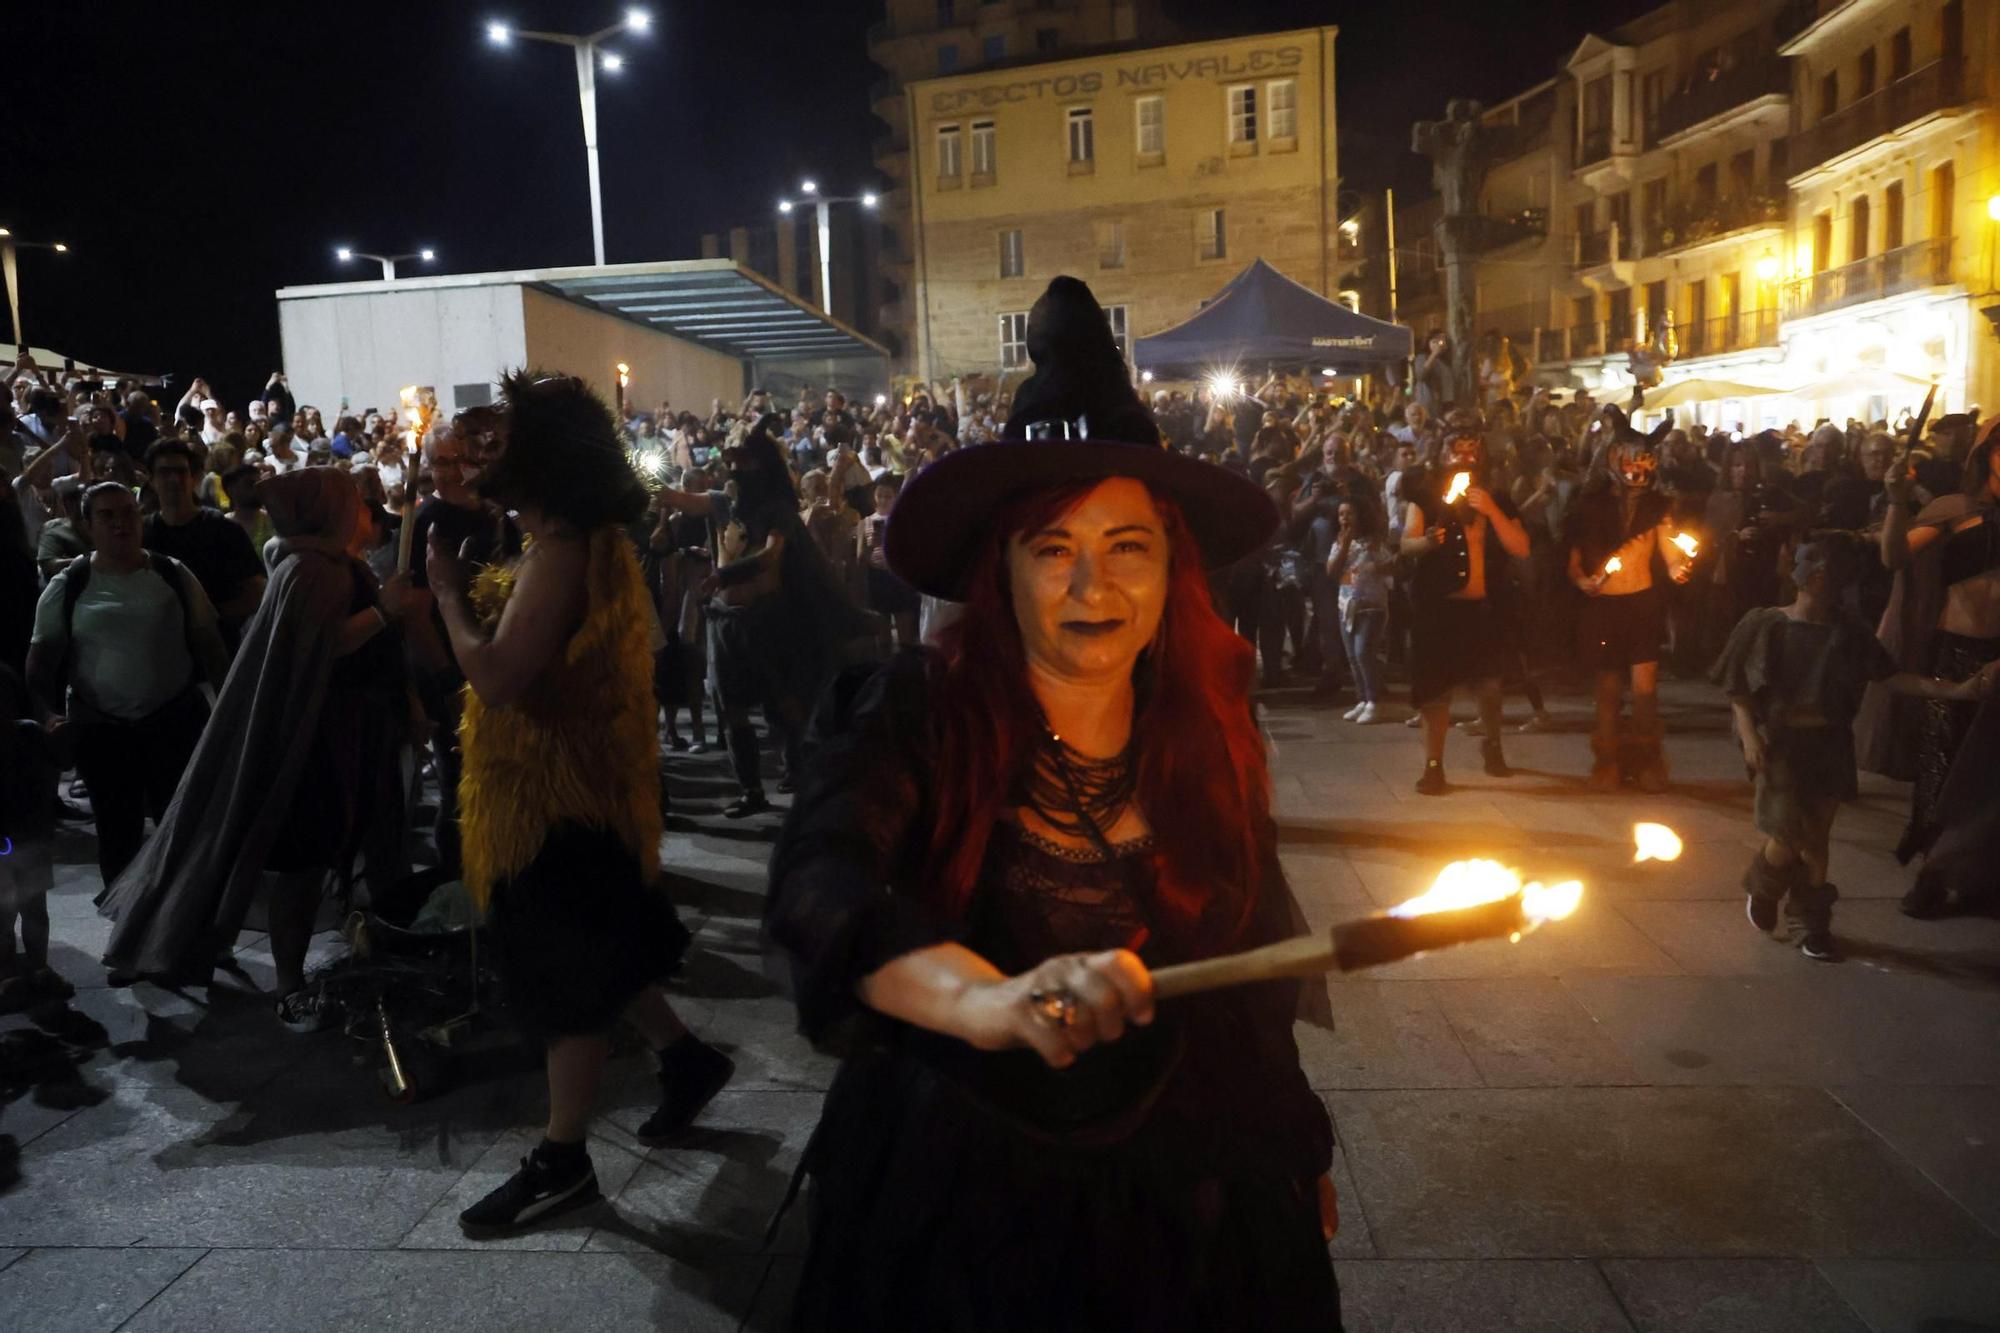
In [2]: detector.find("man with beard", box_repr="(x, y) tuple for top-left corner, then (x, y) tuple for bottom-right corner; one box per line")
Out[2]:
(653, 415), (869, 816)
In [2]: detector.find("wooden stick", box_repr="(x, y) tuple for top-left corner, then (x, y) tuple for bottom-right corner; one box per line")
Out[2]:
(1151, 897), (1528, 1001)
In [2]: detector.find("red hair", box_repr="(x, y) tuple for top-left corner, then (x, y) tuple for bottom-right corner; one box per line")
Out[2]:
(923, 482), (1269, 945)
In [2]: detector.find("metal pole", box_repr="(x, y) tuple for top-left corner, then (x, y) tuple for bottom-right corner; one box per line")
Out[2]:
(816, 199), (834, 319)
(382, 256), (397, 282)
(2, 241), (19, 347)
(575, 44), (606, 266)
(1385, 187), (1399, 324)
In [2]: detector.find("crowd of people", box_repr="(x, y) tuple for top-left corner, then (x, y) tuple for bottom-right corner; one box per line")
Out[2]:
(0, 268), (1996, 1322)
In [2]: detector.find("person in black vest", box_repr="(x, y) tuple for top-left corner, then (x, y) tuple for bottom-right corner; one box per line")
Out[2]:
(25, 484), (227, 886)
(1401, 422), (1532, 794)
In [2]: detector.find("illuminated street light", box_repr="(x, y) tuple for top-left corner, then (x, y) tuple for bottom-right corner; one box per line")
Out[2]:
(481, 10), (653, 266)
(1754, 254), (1779, 282)
(335, 245), (438, 281)
(0, 227), (70, 346)
(1988, 195), (2000, 222)
(773, 184), (880, 321)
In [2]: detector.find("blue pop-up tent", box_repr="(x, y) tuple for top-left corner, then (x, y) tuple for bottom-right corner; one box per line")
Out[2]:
(1133, 258), (1412, 375)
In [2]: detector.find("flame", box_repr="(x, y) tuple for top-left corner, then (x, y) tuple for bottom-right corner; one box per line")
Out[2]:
(1444, 471), (1471, 504)
(1633, 822), (1683, 862)
(1604, 556), (1624, 575)
(1522, 879), (1583, 924)
(1389, 859), (1521, 917)
(1670, 532), (1699, 558)
(1387, 859), (1586, 933)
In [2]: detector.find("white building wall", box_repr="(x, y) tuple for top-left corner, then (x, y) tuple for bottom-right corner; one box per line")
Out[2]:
(518, 288), (742, 413)
(278, 284), (529, 419)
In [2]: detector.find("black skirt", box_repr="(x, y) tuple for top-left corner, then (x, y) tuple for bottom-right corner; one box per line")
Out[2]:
(1575, 587), (1665, 671)
(792, 1052), (1342, 1333)
(488, 821), (690, 1036)
(1410, 595), (1513, 706)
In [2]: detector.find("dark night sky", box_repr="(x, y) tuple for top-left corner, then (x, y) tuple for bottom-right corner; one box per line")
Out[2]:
(8, 0), (1656, 407)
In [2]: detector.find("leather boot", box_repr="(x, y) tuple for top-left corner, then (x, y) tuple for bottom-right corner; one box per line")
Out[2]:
(1630, 693), (1669, 794)
(1587, 731), (1621, 792)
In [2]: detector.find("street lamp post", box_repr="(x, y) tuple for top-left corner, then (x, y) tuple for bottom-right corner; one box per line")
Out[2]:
(335, 246), (437, 282)
(777, 181), (878, 321)
(485, 9), (651, 267)
(0, 227), (69, 348)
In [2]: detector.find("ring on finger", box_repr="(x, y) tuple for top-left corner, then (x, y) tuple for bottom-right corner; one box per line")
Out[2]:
(1027, 986), (1079, 1029)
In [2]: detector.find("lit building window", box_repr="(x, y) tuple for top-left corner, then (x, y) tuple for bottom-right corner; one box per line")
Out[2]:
(937, 124), (963, 180)
(1227, 85), (1257, 144)
(1000, 311), (1029, 368)
(1000, 228), (1025, 278)
(1198, 207), (1227, 261)
(1136, 96), (1165, 157)
(1067, 106), (1095, 164)
(1267, 79), (1297, 139)
(971, 120), (997, 176)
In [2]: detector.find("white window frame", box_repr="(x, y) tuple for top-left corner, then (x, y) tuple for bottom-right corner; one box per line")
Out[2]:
(999, 228), (1025, 279)
(1198, 206), (1227, 261)
(936, 123), (963, 181)
(1105, 304), (1130, 364)
(1227, 84), (1257, 145)
(970, 119), (997, 177)
(1066, 106), (1095, 165)
(999, 311), (1029, 369)
(1097, 219), (1125, 270)
(1135, 95), (1165, 158)
(1266, 78), (1297, 141)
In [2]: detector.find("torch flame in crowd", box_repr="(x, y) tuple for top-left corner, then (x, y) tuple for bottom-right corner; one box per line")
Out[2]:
(1632, 822), (1684, 863)
(1603, 555), (1624, 575)
(1387, 859), (1584, 935)
(395, 386), (429, 573)
(1443, 471), (1471, 505)
(1670, 532), (1699, 559)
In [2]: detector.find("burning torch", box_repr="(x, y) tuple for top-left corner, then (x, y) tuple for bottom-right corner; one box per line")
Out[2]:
(1145, 859), (1584, 1000)
(396, 385), (431, 574)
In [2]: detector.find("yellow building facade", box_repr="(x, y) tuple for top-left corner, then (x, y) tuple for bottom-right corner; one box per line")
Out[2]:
(903, 27), (1340, 381)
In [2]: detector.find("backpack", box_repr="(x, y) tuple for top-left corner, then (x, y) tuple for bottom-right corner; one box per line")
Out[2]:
(54, 552), (203, 695)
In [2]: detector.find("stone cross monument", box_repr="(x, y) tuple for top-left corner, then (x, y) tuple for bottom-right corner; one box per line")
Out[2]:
(1413, 99), (1499, 411)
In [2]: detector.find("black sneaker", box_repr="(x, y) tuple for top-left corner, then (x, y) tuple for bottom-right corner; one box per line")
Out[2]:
(459, 1147), (600, 1238)
(1481, 740), (1513, 778)
(1746, 893), (1778, 935)
(638, 1037), (736, 1142)
(722, 792), (773, 819)
(1798, 931), (1839, 963)
(275, 989), (336, 1035)
(1415, 761), (1447, 796)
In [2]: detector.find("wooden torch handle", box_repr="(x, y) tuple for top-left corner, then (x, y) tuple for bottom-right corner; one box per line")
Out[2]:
(1150, 933), (1337, 1001)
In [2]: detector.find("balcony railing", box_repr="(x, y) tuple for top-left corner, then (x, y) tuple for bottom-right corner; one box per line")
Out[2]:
(1673, 308), (1780, 358)
(1539, 321), (1613, 362)
(1576, 225), (1627, 268)
(1646, 191), (1784, 255)
(1788, 59), (1967, 176)
(1782, 237), (1953, 319)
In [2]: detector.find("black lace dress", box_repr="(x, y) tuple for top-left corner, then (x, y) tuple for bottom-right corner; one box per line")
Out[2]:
(766, 651), (1341, 1333)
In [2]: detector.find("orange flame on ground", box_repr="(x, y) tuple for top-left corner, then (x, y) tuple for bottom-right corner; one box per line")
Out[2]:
(1633, 822), (1683, 862)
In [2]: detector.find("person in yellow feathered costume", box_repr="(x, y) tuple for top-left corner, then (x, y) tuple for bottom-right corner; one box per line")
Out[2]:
(427, 371), (733, 1239)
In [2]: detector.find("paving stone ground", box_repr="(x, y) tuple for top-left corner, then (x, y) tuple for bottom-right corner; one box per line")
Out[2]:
(2, 678), (1996, 1331)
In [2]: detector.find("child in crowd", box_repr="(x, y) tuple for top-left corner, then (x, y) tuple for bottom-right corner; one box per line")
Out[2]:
(0, 664), (70, 1008)
(1713, 534), (1999, 961)
(1328, 495), (1397, 723)
(858, 476), (920, 652)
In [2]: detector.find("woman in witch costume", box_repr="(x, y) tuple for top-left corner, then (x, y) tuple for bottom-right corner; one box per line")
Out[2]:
(96, 468), (415, 1022)
(434, 373), (732, 1237)
(764, 277), (1342, 1331)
